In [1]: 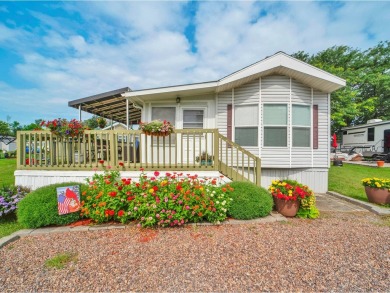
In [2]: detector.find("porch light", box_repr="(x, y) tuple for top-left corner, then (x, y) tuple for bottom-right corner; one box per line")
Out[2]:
(176, 97), (181, 103)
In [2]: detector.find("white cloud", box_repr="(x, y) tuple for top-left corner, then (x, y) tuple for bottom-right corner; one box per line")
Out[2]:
(0, 1), (389, 125)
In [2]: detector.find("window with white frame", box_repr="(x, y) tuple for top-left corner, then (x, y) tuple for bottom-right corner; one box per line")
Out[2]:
(151, 107), (176, 125)
(183, 109), (204, 129)
(292, 105), (311, 147)
(263, 104), (287, 147)
(235, 105), (258, 146)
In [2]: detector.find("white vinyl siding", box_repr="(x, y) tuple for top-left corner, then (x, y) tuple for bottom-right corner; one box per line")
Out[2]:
(216, 90), (232, 137)
(234, 79), (259, 105)
(312, 91), (329, 167)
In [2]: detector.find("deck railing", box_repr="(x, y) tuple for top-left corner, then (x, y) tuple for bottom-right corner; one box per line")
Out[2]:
(16, 129), (261, 186)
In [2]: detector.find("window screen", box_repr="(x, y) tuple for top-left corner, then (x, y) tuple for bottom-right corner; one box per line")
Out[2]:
(152, 107), (176, 125)
(183, 110), (204, 129)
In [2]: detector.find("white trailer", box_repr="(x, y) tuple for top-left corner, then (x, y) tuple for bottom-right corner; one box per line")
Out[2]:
(342, 119), (390, 156)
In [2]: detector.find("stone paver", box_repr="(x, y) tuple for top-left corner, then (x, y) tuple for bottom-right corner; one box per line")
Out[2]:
(316, 193), (367, 213)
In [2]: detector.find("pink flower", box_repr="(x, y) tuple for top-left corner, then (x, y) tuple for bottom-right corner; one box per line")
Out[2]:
(185, 205), (190, 210)
(156, 214), (160, 218)
(164, 197), (169, 202)
(154, 171), (160, 177)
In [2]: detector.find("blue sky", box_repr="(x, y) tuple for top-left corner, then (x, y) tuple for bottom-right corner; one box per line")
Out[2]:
(0, 1), (389, 125)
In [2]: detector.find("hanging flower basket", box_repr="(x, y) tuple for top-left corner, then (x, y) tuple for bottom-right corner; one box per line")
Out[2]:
(40, 118), (85, 138)
(139, 120), (174, 136)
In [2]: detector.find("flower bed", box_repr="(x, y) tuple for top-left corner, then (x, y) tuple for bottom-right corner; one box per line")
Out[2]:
(0, 186), (30, 218)
(81, 168), (233, 227)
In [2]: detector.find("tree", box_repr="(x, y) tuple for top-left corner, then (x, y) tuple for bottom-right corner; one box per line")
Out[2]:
(292, 41), (390, 134)
(83, 115), (99, 129)
(0, 120), (11, 135)
(10, 121), (23, 136)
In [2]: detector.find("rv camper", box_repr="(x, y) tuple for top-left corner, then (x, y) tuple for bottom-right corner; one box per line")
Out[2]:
(342, 119), (390, 159)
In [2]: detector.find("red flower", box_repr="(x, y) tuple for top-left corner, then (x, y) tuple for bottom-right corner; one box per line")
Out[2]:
(153, 186), (158, 192)
(176, 185), (182, 191)
(99, 160), (104, 164)
(127, 196), (135, 201)
(119, 162), (124, 167)
(154, 171), (160, 177)
(140, 167), (144, 172)
(105, 209), (115, 216)
(118, 210), (125, 217)
(117, 186), (123, 191)
(108, 191), (117, 197)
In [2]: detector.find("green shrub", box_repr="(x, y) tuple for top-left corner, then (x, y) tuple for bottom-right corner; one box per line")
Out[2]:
(227, 181), (273, 219)
(17, 182), (86, 228)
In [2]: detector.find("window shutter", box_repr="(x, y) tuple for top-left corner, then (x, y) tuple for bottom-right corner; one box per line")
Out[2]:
(313, 105), (318, 149)
(227, 104), (232, 140)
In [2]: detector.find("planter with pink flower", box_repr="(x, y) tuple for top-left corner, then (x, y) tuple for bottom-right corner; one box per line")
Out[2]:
(139, 120), (174, 136)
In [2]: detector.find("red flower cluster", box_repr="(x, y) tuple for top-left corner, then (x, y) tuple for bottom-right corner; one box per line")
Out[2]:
(268, 180), (313, 201)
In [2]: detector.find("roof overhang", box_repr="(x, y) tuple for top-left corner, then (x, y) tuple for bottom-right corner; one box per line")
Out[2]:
(68, 87), (141, 124)
(123, 52), (346, 101)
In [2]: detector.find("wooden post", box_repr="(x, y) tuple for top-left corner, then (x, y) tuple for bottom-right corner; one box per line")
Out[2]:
(213, 129), (219, 171)
(16, 131), (22, 169)
(255, 156), (262, 187)
(109, 131), (117, 167)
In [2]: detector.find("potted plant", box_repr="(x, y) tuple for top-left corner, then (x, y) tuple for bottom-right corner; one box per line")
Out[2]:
(195, 151), (214, 166)
(139, 120), (174, 136)
(361, 177), (390, 204)
(97, 117), (107, 129)
(41, 118), (85, 138)
(268, 179), (314, 217)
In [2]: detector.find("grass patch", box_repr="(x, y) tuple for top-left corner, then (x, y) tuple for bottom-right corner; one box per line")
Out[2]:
(329, 164), (390, 202)
(0, 158), (16, 186)
(0, 214), (24, 238)
(44, 252), (78, 269)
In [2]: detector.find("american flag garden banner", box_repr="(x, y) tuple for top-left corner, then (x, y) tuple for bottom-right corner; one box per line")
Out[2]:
(57, 186), (81, 215)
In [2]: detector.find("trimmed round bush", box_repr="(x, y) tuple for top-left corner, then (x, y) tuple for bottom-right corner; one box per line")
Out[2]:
(17, 182), (87, 228)
(227, 181), (273, 220)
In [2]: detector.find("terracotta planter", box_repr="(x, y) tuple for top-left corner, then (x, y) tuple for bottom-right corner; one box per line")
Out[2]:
(377, 161), (385, 167)
(274, 197), (300, 217)
(364, 186), (390, 204)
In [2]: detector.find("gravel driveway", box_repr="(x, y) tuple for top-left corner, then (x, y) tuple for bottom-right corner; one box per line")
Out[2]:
(1, 211), (389, 292)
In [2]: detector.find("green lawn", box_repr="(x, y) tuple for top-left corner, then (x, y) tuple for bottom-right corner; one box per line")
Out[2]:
(0, 214), (24, 238)
(0, 158), (16, 186)
(0, 159), (21, 238)
(329, 163), (390, 202)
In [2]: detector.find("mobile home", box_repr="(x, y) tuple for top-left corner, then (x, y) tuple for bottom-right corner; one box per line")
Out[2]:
(342, 119), (390, 154)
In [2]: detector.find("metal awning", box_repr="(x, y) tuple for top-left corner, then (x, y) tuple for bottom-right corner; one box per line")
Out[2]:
(68, 87), (141, 125)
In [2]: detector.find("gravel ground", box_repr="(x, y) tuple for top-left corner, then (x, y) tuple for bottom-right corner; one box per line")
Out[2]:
(1, 211), (389, 292)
